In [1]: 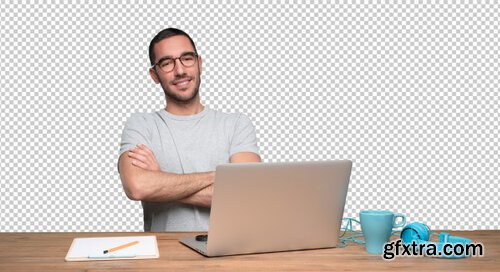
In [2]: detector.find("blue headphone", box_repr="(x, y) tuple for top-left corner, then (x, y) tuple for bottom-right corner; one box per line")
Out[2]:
(400, 222), (472, 258)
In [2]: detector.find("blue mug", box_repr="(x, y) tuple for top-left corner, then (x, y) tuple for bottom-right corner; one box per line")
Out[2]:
(360, 210), (406, 254)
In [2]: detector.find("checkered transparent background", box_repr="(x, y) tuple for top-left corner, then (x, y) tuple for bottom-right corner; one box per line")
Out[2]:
(0, 1), (498, 232)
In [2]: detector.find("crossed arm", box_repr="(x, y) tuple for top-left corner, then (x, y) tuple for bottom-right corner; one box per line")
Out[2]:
(118, 144), (261, 208)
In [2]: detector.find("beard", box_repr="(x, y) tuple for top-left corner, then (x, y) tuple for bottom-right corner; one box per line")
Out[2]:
(159, 72), (201, 104)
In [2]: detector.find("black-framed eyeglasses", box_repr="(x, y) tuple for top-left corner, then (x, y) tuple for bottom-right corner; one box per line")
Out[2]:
(152, 52), (198, 73)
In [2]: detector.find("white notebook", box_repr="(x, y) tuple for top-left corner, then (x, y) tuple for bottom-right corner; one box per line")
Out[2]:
(65, 236), (159, 261)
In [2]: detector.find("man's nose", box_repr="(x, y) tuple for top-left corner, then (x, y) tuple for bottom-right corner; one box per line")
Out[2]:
(173, 58), (185, 75)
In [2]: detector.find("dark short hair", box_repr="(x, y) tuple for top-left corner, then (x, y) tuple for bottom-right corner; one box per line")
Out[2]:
(148, 28), (198, 66)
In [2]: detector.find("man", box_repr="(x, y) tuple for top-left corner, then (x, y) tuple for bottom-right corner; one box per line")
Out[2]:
(118, 28), (261, 231)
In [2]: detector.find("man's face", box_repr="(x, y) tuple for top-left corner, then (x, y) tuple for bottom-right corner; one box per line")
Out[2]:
(149, 35), (202, 104)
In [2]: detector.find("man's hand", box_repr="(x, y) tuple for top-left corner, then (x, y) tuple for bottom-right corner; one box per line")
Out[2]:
(127, 144), (160, 171)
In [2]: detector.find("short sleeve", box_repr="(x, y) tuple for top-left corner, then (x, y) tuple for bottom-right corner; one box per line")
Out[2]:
(229, 114), (260, 157)
(118, 113), (152, 158)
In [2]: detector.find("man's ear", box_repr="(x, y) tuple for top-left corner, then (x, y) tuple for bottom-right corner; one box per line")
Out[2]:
(198, 55), (203, 75)
(149, 67), (160, 84)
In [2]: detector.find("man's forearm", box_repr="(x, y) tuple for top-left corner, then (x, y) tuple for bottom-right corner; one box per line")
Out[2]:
(121, 166), (214, 203)
(120, 150), (260, 204)
(138, 170), (214, 202)
(178, 184), (214, 208)
(176, 152), (261, 208)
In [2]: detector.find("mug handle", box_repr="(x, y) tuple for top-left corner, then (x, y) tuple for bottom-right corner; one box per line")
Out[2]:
(393, 213), (406, 228)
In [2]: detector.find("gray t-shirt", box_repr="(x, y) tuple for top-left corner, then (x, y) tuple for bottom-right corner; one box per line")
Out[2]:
(118, 107), (260, 231)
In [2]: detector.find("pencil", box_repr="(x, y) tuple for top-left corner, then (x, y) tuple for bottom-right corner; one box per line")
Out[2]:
(103, 240), (139, 254)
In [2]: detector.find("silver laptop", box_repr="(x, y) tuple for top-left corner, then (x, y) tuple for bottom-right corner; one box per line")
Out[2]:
(179, 160), (352, 257)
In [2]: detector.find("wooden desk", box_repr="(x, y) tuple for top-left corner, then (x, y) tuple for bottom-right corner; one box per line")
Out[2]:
(1, 231), (498, 271)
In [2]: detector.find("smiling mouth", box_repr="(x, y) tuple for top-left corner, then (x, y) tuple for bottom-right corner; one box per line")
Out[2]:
(173, 78), (191, 87)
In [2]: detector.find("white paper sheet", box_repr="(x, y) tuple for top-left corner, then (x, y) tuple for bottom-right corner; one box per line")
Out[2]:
(65, 236), (159, 261)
